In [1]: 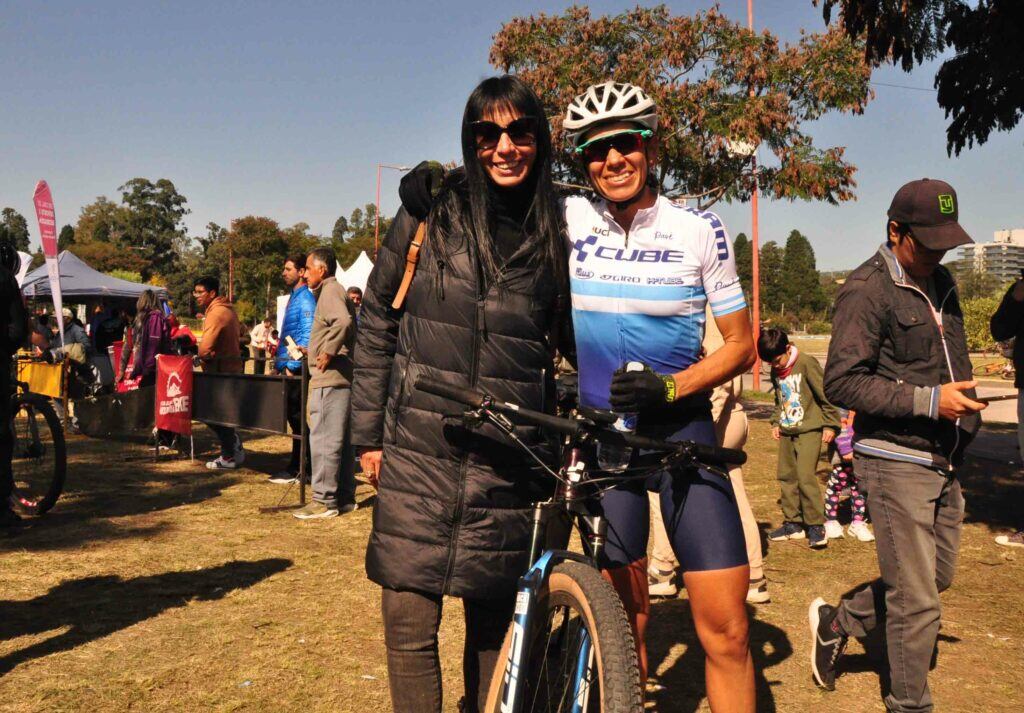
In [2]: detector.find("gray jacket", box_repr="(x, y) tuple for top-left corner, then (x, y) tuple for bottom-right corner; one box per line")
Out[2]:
(824, 244), (979, 469)
(308, 276), (356, 389)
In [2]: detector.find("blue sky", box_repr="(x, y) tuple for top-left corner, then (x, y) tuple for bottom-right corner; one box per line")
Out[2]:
(2, 0), (1021, 270)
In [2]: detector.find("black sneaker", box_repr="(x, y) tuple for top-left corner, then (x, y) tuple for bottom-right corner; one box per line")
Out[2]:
(809, 597), (847, 690)
(768, 522), (806, 541)
(808, 525), (828, 549)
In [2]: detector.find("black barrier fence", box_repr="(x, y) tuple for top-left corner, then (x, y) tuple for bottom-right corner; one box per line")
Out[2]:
(74, 357), (310, 509)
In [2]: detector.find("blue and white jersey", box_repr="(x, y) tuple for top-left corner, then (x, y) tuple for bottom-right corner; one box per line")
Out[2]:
(563, 194), (746, 410)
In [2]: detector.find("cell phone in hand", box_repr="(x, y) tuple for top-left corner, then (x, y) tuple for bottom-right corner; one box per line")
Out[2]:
(974, 394), (1016, 405)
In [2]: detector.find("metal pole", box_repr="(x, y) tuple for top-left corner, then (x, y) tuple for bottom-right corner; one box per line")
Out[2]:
(748, 0), (762, 391)
(228, 247), (234, 302)
(374, 163), (382, 259)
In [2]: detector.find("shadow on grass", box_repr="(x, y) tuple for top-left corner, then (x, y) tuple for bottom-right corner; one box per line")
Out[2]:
(0, 558), (292, 676)
(647, 600), (792, 712)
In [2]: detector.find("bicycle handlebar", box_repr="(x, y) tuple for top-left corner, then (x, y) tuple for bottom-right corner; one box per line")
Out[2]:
(415, 377), (746, 466)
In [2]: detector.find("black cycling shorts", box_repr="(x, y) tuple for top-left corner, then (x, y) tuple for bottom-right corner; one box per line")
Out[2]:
(597, 416), (748, 573)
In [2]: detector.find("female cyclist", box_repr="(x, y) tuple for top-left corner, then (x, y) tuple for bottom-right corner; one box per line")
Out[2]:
(398, 81), (757, 710)
(562, 81), (756, 710)
(350, 75), (569, 713)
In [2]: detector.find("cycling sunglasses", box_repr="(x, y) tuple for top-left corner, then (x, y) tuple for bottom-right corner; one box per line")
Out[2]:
(575, 129), (653, 163)
(470, 116), (539, 149)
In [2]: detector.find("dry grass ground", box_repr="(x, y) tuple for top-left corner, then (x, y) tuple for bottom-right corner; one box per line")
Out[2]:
(1, 415), (1022, 712)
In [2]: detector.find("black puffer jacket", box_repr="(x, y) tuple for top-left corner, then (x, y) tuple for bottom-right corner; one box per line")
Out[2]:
(351, 201), (562, 600)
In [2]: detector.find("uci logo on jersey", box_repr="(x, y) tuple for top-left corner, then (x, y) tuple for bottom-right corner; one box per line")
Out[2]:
(573, 235), (685, 264)
(591, 226), (611, 236)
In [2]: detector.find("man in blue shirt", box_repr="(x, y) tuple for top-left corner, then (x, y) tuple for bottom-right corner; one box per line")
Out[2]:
(270, 254), (315, 483)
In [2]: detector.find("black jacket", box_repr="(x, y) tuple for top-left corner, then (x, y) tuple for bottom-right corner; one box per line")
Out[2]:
(824, 245), (979, 469)
(351, 203), (562, 599)
(990, 284), (1024, 388)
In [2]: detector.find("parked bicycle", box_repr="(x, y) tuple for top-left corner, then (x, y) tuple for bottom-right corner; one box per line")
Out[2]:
(9, 363), (67, 515)
(973, 359), (1015, 380)
(414, 376), (745, 713)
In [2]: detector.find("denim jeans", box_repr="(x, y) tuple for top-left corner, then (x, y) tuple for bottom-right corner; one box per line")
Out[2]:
(835, 454), (964, 712)
(381, 588), (514, 713)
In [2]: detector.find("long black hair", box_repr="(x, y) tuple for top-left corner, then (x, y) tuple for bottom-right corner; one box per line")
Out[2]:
(430, 75), (567, 302)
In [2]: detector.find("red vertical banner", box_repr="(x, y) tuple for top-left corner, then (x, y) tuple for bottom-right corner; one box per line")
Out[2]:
(32, 180), (65, 344)
(155, 355), (194, 435)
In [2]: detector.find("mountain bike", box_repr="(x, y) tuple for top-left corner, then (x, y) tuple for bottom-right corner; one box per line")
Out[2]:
(414, 377), (745, 713)
(8, 370), (67, 515)
(972, 359), (1015, 381)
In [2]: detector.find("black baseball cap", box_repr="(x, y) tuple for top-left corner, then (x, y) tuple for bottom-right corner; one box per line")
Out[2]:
(887, 178), (973, 250)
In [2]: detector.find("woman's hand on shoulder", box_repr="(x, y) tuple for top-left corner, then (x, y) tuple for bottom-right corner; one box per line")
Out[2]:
(399, 161), (446, 221)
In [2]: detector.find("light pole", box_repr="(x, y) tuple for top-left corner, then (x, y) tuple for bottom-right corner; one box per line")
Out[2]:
(748, 0), (762, 391)
(375, 164), (412, 257)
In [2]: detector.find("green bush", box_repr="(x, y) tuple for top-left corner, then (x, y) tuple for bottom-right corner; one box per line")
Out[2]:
(805, 320), (832, 335)
(961, 296), (1000, 352)
(234, 299), (258, 325)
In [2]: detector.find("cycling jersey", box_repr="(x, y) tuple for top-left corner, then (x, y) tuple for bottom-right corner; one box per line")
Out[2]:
(563, 194), (747, 410)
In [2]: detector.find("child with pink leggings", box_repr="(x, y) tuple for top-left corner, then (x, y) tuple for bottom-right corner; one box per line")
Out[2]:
(824, 410), (875, 542)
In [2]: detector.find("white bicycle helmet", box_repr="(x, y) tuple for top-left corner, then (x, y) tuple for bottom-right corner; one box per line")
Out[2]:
(563, 82), (659, 147)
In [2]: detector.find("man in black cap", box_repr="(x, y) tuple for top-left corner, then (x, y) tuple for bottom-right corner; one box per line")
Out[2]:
(809, 179), (986, 711)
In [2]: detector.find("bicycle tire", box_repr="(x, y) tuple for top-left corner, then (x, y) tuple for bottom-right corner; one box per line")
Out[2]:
(10, 392), (66, 515)
(972, 362), (999, 377)
(485, 561), (643, 713)
(1002, 369), (1016, 381)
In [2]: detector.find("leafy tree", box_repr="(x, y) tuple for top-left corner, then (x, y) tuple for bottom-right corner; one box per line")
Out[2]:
(335, 203), (391, 269)
(107, 269), (143, 283)
(198, 222), (227, 257)
(952, 267), (1004, 301)
(491, 5), (872, 208)
(733, 232), (752, 298)
(72, 239), (149, 275)
(759, 241), (786, 314)
(818, 0), (1024, 154)
(780, 230), (825, 314)
(119, 178), (190, 278)
(332, 216), (349, 242)
(58, 224), (75, 251)
(1, 208), (31, 252)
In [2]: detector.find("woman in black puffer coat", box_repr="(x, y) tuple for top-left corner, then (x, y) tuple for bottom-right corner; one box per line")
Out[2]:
(350, 76), (569, 713)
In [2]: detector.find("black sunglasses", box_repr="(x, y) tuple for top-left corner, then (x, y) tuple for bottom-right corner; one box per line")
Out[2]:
(470, 116), (539, 149)
(576, 129), (653, 163)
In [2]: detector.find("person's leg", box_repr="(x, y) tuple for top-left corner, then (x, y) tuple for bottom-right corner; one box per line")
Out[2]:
(718, 411), (763, 581)
(382, 588), (444, 713)
(849, 467), (867, 523)
(1017, 391), (1024, 461)
(287, 379), (303, 473)
(463, 595), (516, 712)
(663, 416), (753, 711)
(206, 423), (236, 459)
(824, 465), (843, 521)
(307, 386), (328, 505)
(0, 369), (14, 512)
(336, 388), (356, 507)
(598, 481), (651, 683)
(795, 430), (826, 527)
(684, 567), (755, 712)
(647, 491), (678, 573)
(837, 457), (949, 712)
(776, 434), (802, 524)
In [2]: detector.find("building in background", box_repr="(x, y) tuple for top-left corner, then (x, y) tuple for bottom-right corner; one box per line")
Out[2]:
(959, 230), (1024, 284)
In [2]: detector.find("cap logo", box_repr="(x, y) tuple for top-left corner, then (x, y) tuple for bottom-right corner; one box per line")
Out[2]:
(938, 194), (955, 214)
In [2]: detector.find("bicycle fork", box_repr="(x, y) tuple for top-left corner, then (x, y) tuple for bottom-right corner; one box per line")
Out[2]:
(496, 498), (608, 712)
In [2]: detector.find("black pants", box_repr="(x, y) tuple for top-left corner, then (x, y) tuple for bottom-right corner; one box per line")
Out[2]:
(381, 588), (514, 713)
(285, 372), (309, 475)
(1, 366), (12, 509)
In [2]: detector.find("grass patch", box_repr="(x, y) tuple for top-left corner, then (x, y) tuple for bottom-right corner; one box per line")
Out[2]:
(1, 420), (1021, 711)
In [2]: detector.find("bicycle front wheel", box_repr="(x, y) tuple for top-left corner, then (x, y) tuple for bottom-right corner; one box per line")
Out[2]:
(10, 393), (67, 515)
(486, 560), (643, 713)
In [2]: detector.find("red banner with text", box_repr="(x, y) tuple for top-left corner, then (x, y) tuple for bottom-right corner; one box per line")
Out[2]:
(155, 355), (193, 435)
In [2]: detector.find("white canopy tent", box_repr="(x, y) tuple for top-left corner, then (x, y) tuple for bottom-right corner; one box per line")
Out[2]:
(340, 251), (374, 294)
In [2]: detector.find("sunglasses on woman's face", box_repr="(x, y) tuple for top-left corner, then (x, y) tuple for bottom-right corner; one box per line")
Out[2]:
(470, 116), (539, 149)
(575, 129), (653, 163)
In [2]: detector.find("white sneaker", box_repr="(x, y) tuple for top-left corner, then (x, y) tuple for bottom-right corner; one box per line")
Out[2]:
(824, 520), (845, 539)
(206, 456), (237, 470)
(746, 577), (771, 604)
(847, 521), (875, 542)
(647, 565), (678, 598)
